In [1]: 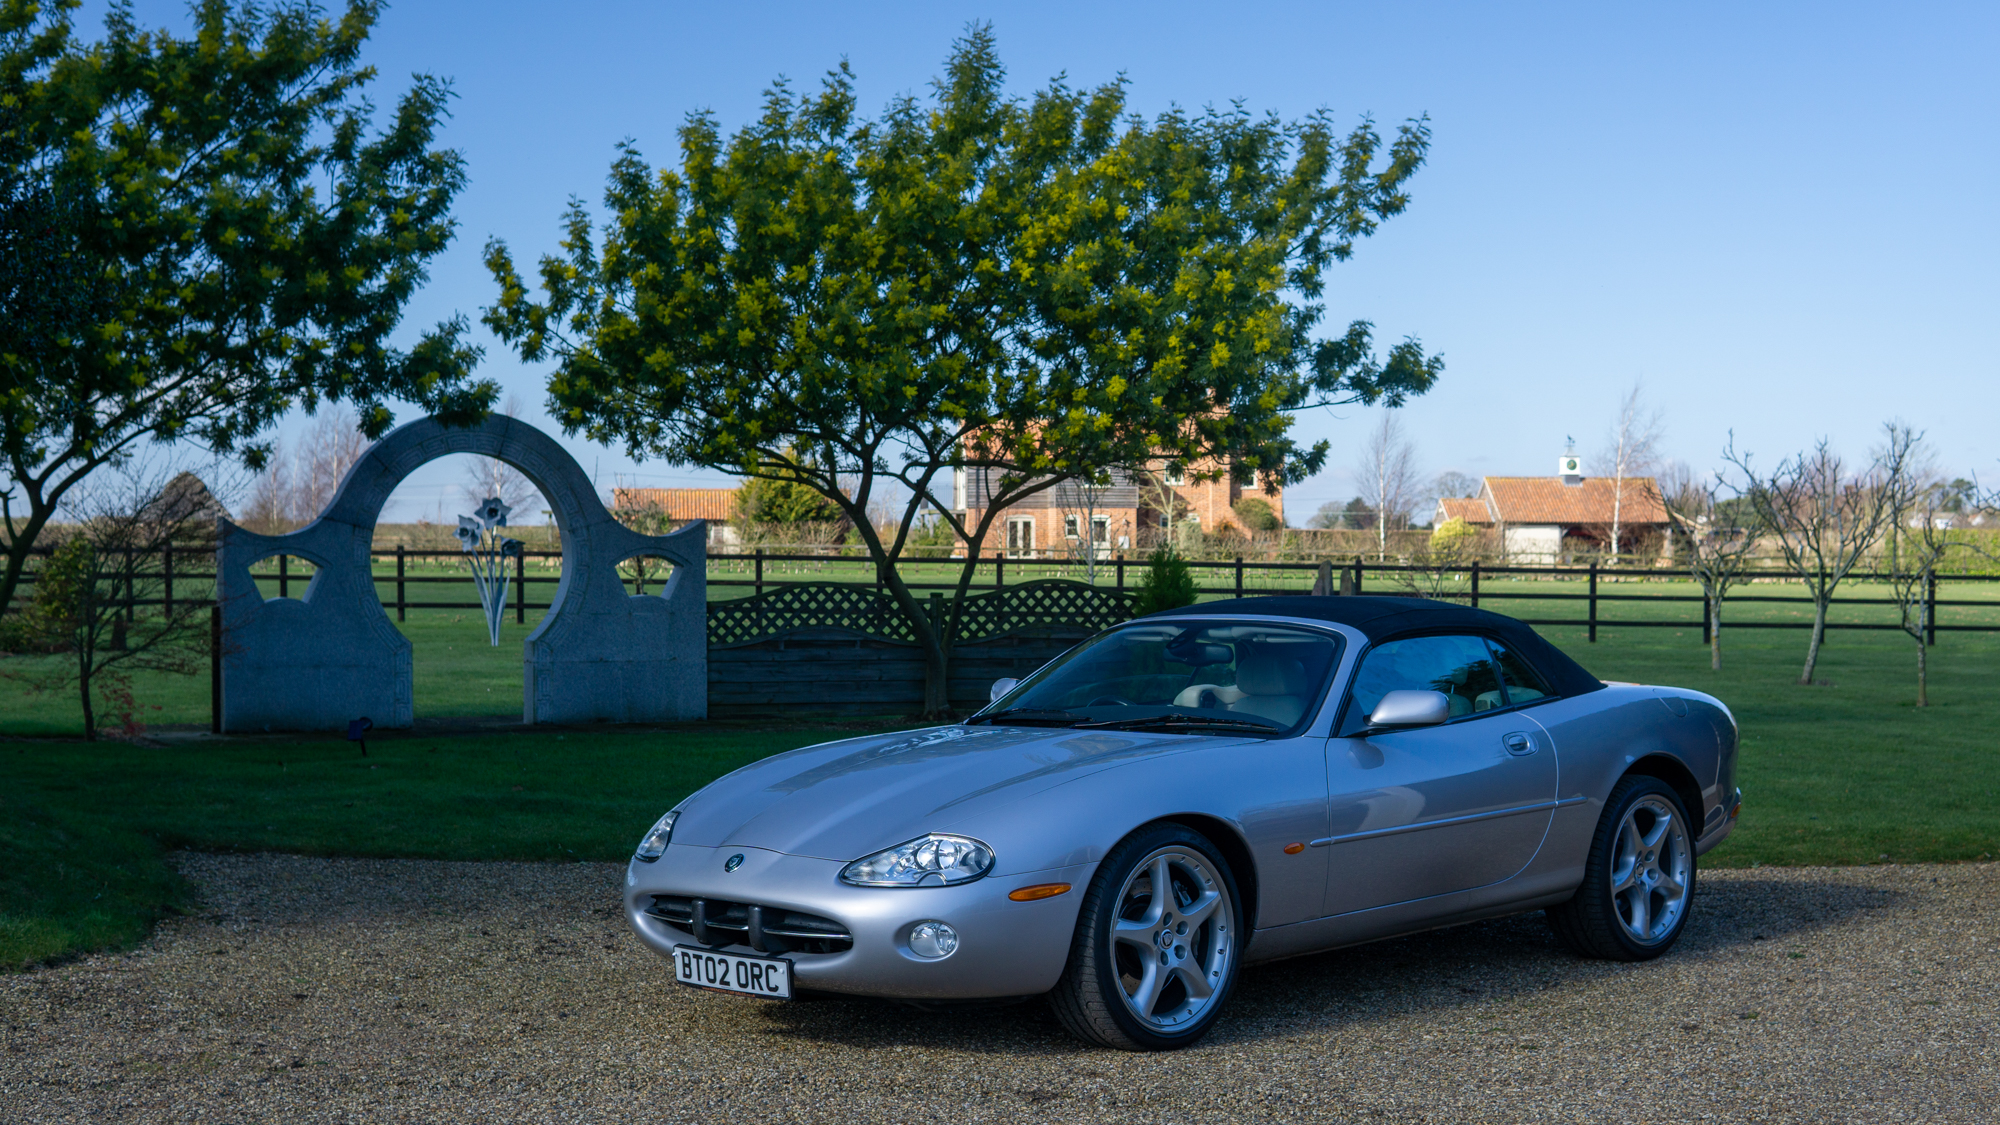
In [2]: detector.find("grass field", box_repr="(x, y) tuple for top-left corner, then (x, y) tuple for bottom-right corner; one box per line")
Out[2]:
(3, 575), (1997, 969)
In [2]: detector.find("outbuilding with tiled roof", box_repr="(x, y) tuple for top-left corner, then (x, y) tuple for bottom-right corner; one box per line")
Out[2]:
(1431, 459), (1669, 563)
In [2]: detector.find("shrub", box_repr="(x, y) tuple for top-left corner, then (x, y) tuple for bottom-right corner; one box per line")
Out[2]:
(1233, 497), (1282, 532)
(1132, 547), (1199, 616)
(1429, 516), (1478, 555)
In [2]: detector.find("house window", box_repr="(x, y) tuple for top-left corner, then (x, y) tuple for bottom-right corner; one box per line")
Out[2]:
(1164, 465), (1186, 487)
(1091, 515), (1110, 544)
(1006, 517), (1035, 558)
(1063, 515), (1080, 539)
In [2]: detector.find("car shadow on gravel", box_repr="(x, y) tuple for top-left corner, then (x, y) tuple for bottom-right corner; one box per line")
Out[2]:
(749, 873), (1903, 1052)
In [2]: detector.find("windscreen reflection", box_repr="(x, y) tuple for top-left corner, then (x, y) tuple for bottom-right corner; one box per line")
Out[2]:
(971, 622), (1342, 736)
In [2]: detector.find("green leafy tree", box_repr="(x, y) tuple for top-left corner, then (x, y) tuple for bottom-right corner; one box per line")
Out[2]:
(0, 0), (492, 613)
(735, 470), (840, 524)
(485, 29), (1440, 715)
(1131, 547), (1199, 616)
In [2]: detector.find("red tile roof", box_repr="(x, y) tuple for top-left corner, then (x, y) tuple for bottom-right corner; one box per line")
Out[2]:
(1437, 497), (1493, 525)
(611, 487), (739, 522)
(1482, 476), (1666, 526)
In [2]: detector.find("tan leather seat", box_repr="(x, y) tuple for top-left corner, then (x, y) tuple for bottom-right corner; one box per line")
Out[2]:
(1226, 653), (1309, 726)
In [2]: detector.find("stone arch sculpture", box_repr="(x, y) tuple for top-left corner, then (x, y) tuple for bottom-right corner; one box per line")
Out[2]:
(217, 414), (706, 731)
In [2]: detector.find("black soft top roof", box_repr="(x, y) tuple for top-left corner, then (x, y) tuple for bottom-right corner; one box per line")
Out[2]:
(1150, 595), (1604, 699)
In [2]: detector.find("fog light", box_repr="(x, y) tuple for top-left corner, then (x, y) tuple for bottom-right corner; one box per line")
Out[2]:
(908, 920), (959, 960)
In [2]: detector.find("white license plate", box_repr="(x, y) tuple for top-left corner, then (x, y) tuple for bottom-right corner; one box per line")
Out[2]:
(673, 945), (793, 1000)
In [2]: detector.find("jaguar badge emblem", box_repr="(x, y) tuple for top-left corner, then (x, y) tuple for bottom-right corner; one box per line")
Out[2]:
(724, 854), (745, 873)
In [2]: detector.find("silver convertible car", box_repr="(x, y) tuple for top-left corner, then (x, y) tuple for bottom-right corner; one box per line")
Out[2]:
(625, 596), (1741, 1050)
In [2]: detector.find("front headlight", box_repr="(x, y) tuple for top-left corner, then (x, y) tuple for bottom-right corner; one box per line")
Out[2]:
(840, 834), (994, 887)
(634, 809), (680, 862)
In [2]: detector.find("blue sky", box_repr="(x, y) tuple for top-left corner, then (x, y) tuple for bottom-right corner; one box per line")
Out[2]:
(92, 1), (2000, 522)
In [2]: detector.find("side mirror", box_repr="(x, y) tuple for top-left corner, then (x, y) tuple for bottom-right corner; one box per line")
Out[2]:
(989, 677), (1020, 704)
(1368, 689), (1451, 728)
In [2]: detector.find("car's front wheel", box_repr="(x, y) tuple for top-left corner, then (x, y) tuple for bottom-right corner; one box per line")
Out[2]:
(1049, 823), (1242, 1050)
(1547, 775), (1697, 960)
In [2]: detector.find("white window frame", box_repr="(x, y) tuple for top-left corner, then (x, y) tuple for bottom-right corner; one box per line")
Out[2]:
(1005, 516), (1036, 558)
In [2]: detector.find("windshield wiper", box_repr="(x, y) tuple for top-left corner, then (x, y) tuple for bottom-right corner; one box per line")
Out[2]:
(964, 708), (1083, 727)
(1075, 714), (1284, 735)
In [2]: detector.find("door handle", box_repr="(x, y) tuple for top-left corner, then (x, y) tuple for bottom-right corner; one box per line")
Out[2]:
(1502, 731), (1537, 756)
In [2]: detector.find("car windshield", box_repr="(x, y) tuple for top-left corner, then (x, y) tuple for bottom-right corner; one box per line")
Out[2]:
(969, 621), (1343, 736)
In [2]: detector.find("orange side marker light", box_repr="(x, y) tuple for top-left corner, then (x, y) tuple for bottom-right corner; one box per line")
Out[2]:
(1008, 883), (1073, 902)
(1283, 842), (1305, 855)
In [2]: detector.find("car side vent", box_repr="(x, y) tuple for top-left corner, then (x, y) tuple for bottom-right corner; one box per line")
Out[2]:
(646, 895), (854, 955)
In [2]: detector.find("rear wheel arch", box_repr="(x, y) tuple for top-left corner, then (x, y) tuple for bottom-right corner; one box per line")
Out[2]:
(1622, 754), (1704, 826)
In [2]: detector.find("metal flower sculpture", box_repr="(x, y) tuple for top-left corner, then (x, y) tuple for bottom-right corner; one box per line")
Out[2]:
(458, 497), (524, 646)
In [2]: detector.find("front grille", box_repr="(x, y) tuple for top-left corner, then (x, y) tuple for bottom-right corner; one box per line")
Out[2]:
(646, 895), (853, 955)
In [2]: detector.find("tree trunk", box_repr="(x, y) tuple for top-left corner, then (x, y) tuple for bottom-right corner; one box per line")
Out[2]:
(1709, 593), (1722, 671)
(1916, 630), (1928, 708)
(1799, 597), (1829, 685)
(0, 502), (57, 616)
(1610, 475), (1623, 566)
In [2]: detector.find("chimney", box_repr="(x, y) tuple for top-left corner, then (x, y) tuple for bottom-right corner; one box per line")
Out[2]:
(1559, 439), (1583, 486)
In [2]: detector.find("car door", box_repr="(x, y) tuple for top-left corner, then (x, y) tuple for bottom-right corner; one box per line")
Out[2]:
(1321, 633), (1559, 916)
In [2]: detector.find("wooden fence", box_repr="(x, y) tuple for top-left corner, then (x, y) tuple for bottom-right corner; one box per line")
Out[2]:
(8, 545), (1997, 727)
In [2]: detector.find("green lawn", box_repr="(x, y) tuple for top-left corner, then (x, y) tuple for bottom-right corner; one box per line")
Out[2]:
(3, 576), (1997, 970)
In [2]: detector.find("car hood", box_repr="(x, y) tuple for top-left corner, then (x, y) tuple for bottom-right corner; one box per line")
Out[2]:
(670, 723), (1231, 861)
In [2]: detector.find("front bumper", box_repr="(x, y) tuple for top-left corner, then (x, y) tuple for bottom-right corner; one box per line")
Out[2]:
(625, 843), (1095, 1000)
(1694, 788), (1743, 857)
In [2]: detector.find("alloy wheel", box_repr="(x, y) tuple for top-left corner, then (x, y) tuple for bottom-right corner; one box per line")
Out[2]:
(1107, 847), (1235, 1032)
(1610, 794), (1691, 945)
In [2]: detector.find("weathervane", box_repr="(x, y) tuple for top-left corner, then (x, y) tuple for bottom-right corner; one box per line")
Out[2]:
(456, 496), (523, 646)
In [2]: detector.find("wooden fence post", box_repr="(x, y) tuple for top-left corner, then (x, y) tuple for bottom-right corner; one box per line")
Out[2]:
(277, 552), (289, 600)
(124, 549), (137, 621)
(516, 549), (526, 624)
(1116, 553), (1125, 590)
(1353, 555), (1364, 595)
(1469, 560), (1480, 609)
(1588, 562), (1599, 643)
(162, 546), (174, 618)
(996, 551), (1005, 590)
(1701, 593), (1712, 646)
(754, 547), (764, 598)
(210, 603), (222, 734)
(1235, 556), (1244, 598)
(396, 545), (407, 622)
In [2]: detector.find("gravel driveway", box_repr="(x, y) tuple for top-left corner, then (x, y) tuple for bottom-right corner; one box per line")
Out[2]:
(2, 853), (1995, 1123)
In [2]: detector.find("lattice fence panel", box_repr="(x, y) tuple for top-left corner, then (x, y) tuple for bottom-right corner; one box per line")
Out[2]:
(707, 579), (1136, 647)
(707, 583), (912, 646)
(950, 580), (1137, 644)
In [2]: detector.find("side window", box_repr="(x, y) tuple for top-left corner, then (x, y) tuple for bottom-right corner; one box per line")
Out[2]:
(1484, 637), (1551, 707)
(1339, 635), (1503, 736)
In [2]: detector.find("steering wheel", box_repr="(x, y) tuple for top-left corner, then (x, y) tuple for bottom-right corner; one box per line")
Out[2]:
(1085, 696), (1135, 708)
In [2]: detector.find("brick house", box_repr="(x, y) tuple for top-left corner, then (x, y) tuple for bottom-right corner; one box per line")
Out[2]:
(954, 460), (1285, 558)
(1431, 458), (1668, 563)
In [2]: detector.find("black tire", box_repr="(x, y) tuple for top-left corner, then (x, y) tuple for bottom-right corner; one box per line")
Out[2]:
(1547, 775), (1698, 961)
(1048, 822), (1244, 1051)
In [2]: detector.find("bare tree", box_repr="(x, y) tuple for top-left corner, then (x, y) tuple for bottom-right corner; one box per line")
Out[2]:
(1663, 464), (1762, 671)
(1879, 425), (1961, 707)
(236, 407), (370, 530)
(0, 462), (222, 739)
(459, 396), (545, 521)
(1593, 383), (1664, 565)
(1133, 462), (1194, 551)
(1355, 412), (1420, 561)
(1053, 469), (1118, 582)
(1725, 427), (1914, 686)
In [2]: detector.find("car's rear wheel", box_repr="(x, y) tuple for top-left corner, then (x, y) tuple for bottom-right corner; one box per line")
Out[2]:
(1547, 775), (1697, 960)
(1049, 823), (1242, 1050)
